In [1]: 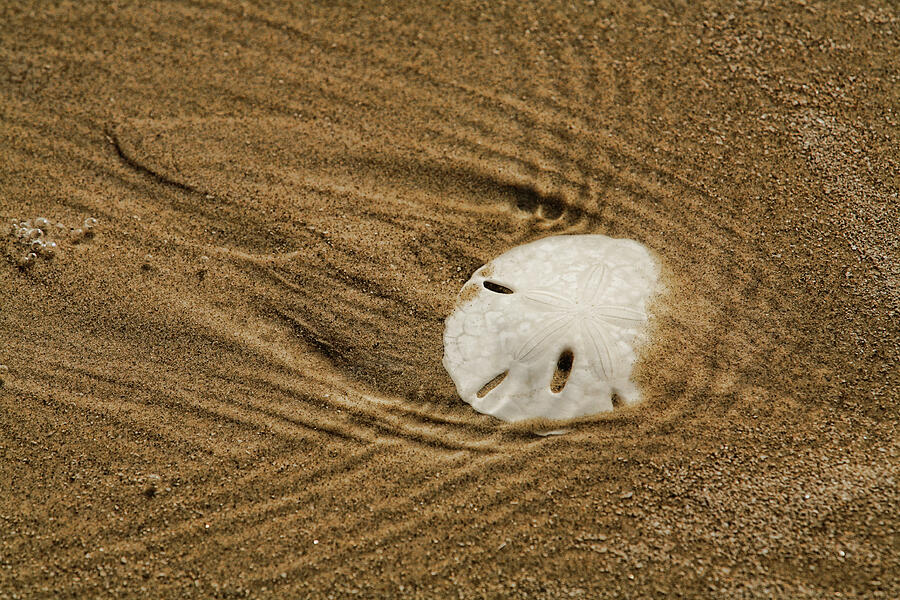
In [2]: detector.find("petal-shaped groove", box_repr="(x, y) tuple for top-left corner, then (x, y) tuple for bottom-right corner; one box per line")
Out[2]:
(583, 317), (617, 380)
(523, 290), (574, 311)
(577, 263), (609, 305)
(514, 314), (574, 362)
(593, 305), (646, 327)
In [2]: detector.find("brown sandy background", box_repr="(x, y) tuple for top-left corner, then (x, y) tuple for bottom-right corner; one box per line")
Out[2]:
(1, 1), (898, 597)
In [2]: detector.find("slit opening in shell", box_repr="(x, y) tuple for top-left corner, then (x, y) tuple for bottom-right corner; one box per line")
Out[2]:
(550, 349), (574, 393)
(482, 280), (514, 294)
(610, 391), (623, 408)
(476, 371), (509, 398)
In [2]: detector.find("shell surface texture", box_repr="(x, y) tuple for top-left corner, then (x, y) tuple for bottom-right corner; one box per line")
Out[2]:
(443, 235), (659, 422)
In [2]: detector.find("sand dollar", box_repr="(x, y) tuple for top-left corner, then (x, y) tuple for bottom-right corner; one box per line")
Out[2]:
(442, 235), (659, 422)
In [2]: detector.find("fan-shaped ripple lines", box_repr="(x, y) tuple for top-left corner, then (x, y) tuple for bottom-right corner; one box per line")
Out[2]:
(423, 123), (592, 205)
(376, 487), (553, 582)
(305, 486), (532, 586)
(34, 359), (335, 451)
(598, 188), (792, 327)
(177, 450), (483, 566)
(172, 456), (404, 565)
(415, 123), (753, 266)
(177, 7), (604, 212)
(240, 363), (498, 454)
(397, 73), (765, 266)
(274, 444), (607, 586)
(13, 443), (389, 585)
(243, 451), (540, 585)
(596, 187), (738, 272)
(602, 146), (753, 244)
(223, 301), (504, 453)
(245, 369), (496, 438)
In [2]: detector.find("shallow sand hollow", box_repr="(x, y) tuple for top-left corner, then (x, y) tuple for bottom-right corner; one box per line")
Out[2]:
(1, 1), (898, 598)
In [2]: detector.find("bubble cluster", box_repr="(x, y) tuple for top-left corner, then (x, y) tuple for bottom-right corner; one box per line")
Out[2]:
(5, 215), (99, 268)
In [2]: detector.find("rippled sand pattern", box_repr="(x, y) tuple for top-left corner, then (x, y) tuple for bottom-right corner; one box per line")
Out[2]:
(1, 1), (898, 598)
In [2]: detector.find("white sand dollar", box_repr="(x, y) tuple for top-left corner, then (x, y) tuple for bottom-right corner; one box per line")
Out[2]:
(443, 235), (659, 422)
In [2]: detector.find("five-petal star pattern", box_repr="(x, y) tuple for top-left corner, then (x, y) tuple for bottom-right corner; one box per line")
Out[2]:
(514, 263), (645, 378)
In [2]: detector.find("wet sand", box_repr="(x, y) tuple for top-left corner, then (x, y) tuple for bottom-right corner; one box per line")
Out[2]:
(1, 1), (898, 597)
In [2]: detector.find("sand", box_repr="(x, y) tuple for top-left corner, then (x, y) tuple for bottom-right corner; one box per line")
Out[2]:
(1, 1), (897, 598)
